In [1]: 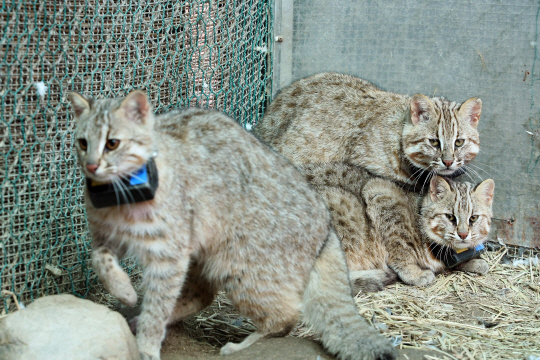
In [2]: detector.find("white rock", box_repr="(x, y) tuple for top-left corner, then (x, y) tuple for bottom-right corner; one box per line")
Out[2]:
(0, 294), (139, 360)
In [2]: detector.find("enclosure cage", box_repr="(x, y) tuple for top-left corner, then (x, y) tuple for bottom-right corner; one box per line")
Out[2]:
(0, 0), (273, 312)
(1, 0), (540, 358)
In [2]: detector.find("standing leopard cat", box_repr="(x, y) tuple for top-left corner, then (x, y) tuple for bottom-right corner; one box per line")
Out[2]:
(300, 163), (494, 293)
(255, 73), (483, 188)
(68, 91), (396, 360)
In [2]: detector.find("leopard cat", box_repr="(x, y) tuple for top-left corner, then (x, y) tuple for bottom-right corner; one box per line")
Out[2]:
(68, 91), (396, 360)
(300, 163), (494, 293)
(255, 72), (483, 190)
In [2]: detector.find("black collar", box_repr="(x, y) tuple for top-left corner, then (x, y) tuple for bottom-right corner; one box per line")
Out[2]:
(429, 242), (485, 268)
(406, 165), (468, 193)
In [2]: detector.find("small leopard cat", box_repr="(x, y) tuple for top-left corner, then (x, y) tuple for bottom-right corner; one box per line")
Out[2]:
(255, 72), (483, 189)
(68, 91), (396, 360)
(300, 163), (494, 292)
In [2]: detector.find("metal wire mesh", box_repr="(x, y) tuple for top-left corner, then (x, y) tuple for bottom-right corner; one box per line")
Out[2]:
(0, 0), (273, 312)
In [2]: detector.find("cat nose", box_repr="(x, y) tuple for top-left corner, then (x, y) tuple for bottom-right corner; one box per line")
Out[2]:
(458, 232), (468, 240)
(443, 160), (453, 168)
(86, 164), (99, 174)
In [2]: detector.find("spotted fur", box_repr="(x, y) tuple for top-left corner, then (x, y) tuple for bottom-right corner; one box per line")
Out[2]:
(68, 92), (396, 360)
(255, 73), (482, 188)
(300, 163), (494, 293)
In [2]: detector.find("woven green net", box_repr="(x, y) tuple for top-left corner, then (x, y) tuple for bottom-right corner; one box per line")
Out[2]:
(0, 0), (273, 313)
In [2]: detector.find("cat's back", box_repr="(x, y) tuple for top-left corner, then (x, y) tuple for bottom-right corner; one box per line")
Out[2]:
(154, 108), (330, 275)
(299, 162), (373, 197)
(254, 73), (408, 165)
(155, 107), (328, 220)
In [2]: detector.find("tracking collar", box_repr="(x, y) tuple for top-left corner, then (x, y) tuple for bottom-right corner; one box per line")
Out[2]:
(86, 157), (159, 208)
(429, 243), (486, 268)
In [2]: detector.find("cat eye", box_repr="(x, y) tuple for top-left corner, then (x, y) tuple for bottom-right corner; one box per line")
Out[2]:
(429, 139), (440, 148)
(105, 139), (121, 150)
(455, 139), (465, 147)
(446, 214), (456, 222)
(469, 215), (479, 223)
(78, 139), (88, 151)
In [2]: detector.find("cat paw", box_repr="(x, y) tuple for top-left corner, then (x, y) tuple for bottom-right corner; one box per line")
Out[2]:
(129, 316), (139, 334)
(106, 270), (138, 306)
(139, 351), (160, 360)
(407, 270), (435, 286)
(113, 281), (138, 307)
(220, 342), (241, 356)
(459, 259), (489, 274)
(348, 329), (397, 360)
(138, 340), (161, 360)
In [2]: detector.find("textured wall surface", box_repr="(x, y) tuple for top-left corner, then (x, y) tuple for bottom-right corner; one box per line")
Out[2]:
(286, 0), (540, 247)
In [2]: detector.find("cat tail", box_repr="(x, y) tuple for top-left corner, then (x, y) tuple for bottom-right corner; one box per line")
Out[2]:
(349, 268), (398, 294)
(302, 230), (396, 360)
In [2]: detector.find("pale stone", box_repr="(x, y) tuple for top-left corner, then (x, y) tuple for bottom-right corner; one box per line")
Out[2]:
(0, 294), (139, 360)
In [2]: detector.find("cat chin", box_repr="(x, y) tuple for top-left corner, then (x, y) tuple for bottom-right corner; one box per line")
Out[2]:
(435, 167), (467, 178)
(429, 240), (471, 252)
(452, 242), (472, 250)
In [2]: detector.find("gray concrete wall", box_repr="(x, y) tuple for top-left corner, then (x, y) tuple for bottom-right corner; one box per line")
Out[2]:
(273, 0), (540, 248)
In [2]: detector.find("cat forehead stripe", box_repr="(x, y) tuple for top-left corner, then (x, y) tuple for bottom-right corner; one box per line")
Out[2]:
(453, 182), (475, 217)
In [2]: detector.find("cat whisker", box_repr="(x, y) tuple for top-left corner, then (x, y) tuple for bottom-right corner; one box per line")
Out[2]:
(469, 160), (498, 173)
(463, 165), (483, 182)
(467, 163), (493, 178)
(462, 168), (476, 183)
(399, 166), (426, 191)
(119, 173), (148, 200)
(114, 178), (134, 215)
(421, 169), (435, 192)
(111, 179), (122, 210)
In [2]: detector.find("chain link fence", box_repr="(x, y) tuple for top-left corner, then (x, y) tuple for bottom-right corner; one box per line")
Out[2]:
(0, 0), (273, 313)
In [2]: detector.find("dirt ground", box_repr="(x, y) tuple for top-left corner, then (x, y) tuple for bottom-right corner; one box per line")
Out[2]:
(117, 305), (446, 360)
(159, 323), (445, 360)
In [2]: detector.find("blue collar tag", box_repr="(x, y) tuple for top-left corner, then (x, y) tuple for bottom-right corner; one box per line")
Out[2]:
(130, 165), (149, 185)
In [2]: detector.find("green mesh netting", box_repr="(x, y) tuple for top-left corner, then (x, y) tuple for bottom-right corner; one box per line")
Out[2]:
(0, 0), (273, 313)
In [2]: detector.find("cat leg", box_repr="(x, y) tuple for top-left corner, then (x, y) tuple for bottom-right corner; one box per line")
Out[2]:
(363, 178), (436, 287)
(136, 250), (192, 360)
(390, 263), (435, 286)
(129, 262), (216, 334)
(220, 272), (300, 355)
(456, 258), (489, 274)
(92, 246), (137, 306)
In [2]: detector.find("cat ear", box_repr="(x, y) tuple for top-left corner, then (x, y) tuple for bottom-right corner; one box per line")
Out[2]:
(119, 90), (152, 125)
(458, 97), (482, 128)
(429, 176), (452, 202)
(68, 92), (92, 117)
(410, 94), (434, 125)
(474, 179), (495, 207)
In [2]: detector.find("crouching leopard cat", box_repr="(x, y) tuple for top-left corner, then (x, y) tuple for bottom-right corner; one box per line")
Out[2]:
(255, 72), (483, 189)
(300, 163), (494, 293)
(68, 91), (396, 360)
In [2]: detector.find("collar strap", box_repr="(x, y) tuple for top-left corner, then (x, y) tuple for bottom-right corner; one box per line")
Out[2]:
(430, 243), (486, 268)
(86, 158), (159, 208)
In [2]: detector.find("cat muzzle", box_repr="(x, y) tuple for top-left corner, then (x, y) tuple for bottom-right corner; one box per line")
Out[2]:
(430, 243), (486, 268)
(86, 158), (159, 208)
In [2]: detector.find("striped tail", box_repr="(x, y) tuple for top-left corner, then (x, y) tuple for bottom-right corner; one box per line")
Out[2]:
(302, 230), (396, 360)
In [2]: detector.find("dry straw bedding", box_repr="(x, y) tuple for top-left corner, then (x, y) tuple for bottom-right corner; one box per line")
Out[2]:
(177, 244), (540, 360)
